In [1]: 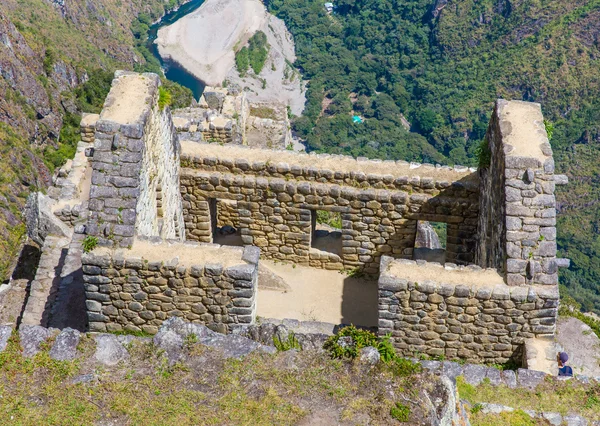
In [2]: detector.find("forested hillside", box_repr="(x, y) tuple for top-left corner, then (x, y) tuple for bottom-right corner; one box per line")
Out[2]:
(0, 0), (192, 281)
(266, 0), (600, 312)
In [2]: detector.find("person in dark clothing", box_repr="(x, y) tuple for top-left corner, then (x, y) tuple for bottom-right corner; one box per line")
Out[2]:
(558, 352), (573, 377)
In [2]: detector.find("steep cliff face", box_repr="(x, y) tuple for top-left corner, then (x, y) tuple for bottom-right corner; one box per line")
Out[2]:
(0, 0), (187, 280)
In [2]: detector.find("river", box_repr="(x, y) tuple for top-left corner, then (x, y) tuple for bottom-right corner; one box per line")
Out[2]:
(147, 0), (206, 100)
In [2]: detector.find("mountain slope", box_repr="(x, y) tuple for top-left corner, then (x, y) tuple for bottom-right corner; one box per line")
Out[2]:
(0, 0), (191, 281)
(266, 0), (600, 311)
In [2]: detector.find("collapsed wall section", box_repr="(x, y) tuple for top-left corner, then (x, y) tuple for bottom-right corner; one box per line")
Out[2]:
(179, 142), (480, 272)
(378, 257), (559, 364)
(82, 240), (259, 334)
(86, 71), (184, 248)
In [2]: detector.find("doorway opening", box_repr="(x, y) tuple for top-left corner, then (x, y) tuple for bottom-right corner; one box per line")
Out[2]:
(209, 198), (243, 247)
(310, 210), (342, 256)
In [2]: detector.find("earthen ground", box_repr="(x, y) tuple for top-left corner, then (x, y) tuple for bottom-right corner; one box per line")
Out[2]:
(257, 260), (378, 327)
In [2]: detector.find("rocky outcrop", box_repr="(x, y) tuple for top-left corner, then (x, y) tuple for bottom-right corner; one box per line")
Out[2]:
(414, 221), (443, 249)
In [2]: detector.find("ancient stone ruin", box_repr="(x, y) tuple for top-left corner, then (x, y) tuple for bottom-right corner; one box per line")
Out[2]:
(17, 71), (569, 367)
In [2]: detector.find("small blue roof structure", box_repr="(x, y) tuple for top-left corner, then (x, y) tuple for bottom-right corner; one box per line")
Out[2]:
(353, 115), (363, 124)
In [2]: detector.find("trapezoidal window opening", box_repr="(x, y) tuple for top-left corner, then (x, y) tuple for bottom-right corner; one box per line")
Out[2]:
(413, 220), (447, 264)
(210, 198), (243, 247)
(310, 209), (343, 257)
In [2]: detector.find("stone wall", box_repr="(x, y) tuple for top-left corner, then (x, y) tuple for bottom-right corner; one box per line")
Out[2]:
(82, 240), (259, 334)
(86, 71), (184, 247)
(476, 100), (562, 286)
(216, 199), (240, 229)
(378, 257), (559, 364)
(180, 142), (480, 272)
(80, 113), (98, 144)
(136, 95), (185, 241)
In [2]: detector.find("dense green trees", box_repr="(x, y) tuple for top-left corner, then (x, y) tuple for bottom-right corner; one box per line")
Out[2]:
(267, 0), (600, 312)
(235, 31), (270, 76)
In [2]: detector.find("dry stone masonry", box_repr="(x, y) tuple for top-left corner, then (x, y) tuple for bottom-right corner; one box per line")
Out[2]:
(82, 240), (259, 334)
(17, 71), (569, 369)
(378, 100), (567, 363)
(179, 142), (480, 273)
(86, 71), (184, 248)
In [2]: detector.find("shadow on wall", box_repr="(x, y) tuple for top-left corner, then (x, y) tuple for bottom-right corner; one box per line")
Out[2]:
(9, 244), (41, 327)
(340, 275), (379, 328)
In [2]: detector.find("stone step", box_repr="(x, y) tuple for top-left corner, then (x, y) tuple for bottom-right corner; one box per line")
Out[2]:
(523, 337), (562, 375)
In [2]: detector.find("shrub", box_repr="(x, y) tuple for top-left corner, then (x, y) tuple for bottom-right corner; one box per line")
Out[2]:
(390, 402), (410, 422)
(324, 325), (378, 359)
(475, 139), (491, 169)
(82, 235), (98, 253)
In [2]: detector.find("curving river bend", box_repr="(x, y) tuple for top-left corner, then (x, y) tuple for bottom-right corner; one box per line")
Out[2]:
(148, 0), (206, 100)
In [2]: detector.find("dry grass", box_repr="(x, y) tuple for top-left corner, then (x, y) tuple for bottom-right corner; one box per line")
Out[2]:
(0, 331), (437, 425)
(250, 106), (278, 120)
(457, 375), (600, 424)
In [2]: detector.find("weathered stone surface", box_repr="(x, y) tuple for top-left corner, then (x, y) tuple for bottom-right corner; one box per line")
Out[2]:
(0, 326), (12, 353)
(517, 368), (546, 389)
(358, 346), (380, 365)
(19, 325), (52, 358)
(94, 334), (129, 366)
(462, 364), (489, 386)
(49, 328), (81, 361)
(198, 333), (262, 359)
(25, 192), (72, 246)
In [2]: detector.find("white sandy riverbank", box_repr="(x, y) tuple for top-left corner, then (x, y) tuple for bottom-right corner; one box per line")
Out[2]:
(155, 0), (266, 87)
(155, 0), (306, 115)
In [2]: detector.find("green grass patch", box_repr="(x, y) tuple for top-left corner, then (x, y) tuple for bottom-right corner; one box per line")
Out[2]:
(250, 106), (278, 120)
(457, 375), (600, 421)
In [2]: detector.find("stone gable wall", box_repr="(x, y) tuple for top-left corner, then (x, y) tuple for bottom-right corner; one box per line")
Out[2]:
(87, 71), (184, 248)
(378, 257), (559, 364)
(82, 242), (259, 334)
(477, 100), (558, 286)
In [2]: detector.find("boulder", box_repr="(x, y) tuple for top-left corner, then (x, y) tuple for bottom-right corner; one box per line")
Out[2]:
(517, 368), (547, 389)
(462, 363), (488, 386)
(49, 328), (80, 361)
(19, 325), (53, 357)
(203, 91), (226, 112)
(94, 334), (129, 366)
(0, 326), (12, 352)
(358, 346), (380, 365)
(414, 221), (443, 249)
(441, 361), (464, 382)
(25, 192), (72, 246)
(198, 333), (262, 359)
